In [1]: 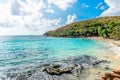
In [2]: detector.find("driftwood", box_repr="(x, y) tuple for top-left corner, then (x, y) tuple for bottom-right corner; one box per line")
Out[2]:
(102, 70), (120, 80)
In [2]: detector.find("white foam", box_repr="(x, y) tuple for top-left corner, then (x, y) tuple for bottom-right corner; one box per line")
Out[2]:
(113, 47), (120, 56)
(110, 43), (120, 56)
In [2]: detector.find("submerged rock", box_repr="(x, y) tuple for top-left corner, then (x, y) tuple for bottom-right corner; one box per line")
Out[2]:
(43, 66), (74, 75)
(92, 60), (108, 66)
(73, 64), (83, 77)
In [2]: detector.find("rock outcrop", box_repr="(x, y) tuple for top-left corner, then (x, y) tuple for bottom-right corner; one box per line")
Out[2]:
(102, 70), (120, 80)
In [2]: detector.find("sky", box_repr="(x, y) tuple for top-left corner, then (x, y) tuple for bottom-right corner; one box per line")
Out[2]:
(0, 0), (119, 35)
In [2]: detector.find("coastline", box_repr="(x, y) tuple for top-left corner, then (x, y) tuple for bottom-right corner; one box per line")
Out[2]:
(83, 37), (120, 80)
(85, 37), (120, 47)
(84, 36), (120, 62)
(85, 37), (120, 57)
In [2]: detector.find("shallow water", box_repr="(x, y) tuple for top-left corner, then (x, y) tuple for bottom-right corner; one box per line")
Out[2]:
(0, 36), (113, 78)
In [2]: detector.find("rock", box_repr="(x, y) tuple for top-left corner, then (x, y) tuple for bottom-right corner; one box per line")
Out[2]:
(43, 66), (74, 75)
(73, 64), (83, 77)
(113, 70), (120, 74)
(51, 64), (61, 68)
(92, 60), (108, 66)
(105, 66), (110, 70)
(102, 70), (120, 80)
(42, 63), (85, 78)
(61, 67), (74, 73)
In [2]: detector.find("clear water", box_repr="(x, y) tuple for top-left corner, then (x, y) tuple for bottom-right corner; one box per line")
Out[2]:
(0, 36), (112, 77)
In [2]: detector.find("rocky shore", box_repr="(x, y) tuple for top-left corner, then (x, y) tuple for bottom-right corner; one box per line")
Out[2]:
(3, 55), (114, 80)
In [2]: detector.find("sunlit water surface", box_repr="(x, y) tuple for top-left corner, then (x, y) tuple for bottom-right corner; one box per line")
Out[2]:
(0, 36), (113, 78)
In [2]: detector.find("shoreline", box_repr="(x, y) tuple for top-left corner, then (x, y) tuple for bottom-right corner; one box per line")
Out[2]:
(85, 37), (120, 57)
(85, 36), (120, 63)
(84, 37), (120, 79)
(85, 37), (120, 47)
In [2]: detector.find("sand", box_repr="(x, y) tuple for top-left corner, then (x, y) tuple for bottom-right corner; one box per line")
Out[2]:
(83, 37), (120, 80)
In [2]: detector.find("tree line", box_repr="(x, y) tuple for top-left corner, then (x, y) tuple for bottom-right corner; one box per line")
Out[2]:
(44, 16), (120, 39)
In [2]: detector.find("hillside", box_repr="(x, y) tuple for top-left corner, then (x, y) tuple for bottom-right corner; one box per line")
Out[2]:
(44, 16), (120, 39)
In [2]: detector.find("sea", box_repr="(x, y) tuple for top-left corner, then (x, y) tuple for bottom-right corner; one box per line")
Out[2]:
(0, 36), (114, 79)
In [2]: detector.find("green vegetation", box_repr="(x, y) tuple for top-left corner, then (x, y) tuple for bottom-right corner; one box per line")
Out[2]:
(44, 16), (120, 39)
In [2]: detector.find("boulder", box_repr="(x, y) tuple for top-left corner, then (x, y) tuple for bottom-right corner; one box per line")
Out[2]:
(43, 66), (74, 75)
(102, 70), (120, 80)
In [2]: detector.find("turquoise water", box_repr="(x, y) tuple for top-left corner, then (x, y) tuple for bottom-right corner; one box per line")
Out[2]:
(0, 36), (112, 76)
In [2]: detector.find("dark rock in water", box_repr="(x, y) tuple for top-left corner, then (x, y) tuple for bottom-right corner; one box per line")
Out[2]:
(104, 65), (111, 70)
(42, 63), (85, 78)
(50, 64), (61, 68)
(73, 64), (83, 77)
(92, 60), (108, 66)
(43, 65), (74, 75)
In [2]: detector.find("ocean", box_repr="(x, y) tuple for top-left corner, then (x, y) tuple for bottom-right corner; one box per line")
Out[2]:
(0, 36), (113, 79)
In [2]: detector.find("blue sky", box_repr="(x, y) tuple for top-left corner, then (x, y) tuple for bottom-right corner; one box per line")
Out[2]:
(0, 0), (7, 3)
(0, 0), (119, 35)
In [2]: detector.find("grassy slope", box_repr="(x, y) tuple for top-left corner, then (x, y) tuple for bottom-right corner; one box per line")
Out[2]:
(44, 16), (120, 39)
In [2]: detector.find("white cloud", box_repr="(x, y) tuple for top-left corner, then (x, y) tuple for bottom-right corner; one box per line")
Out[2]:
(0, 2), (11, 21)
(0, 0), (62, 35)
(101, 0), (120, 16)
(46, 4), (55, 14)
(0, 18), (61, 35)
(19, 0), (46, 17)
(95, 2), (106, 10)
(47, 0), (77, 10)
(81, 3), (89, 8)
(66, 14), (77, 24)
(95, 2), (103, 9)
(24, 18), (61, 34)
(46, 9), (54, 14)
(100, 6), (106, 10)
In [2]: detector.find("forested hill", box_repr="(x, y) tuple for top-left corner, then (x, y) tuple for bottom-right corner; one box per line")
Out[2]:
(44, 16), (120, 39)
